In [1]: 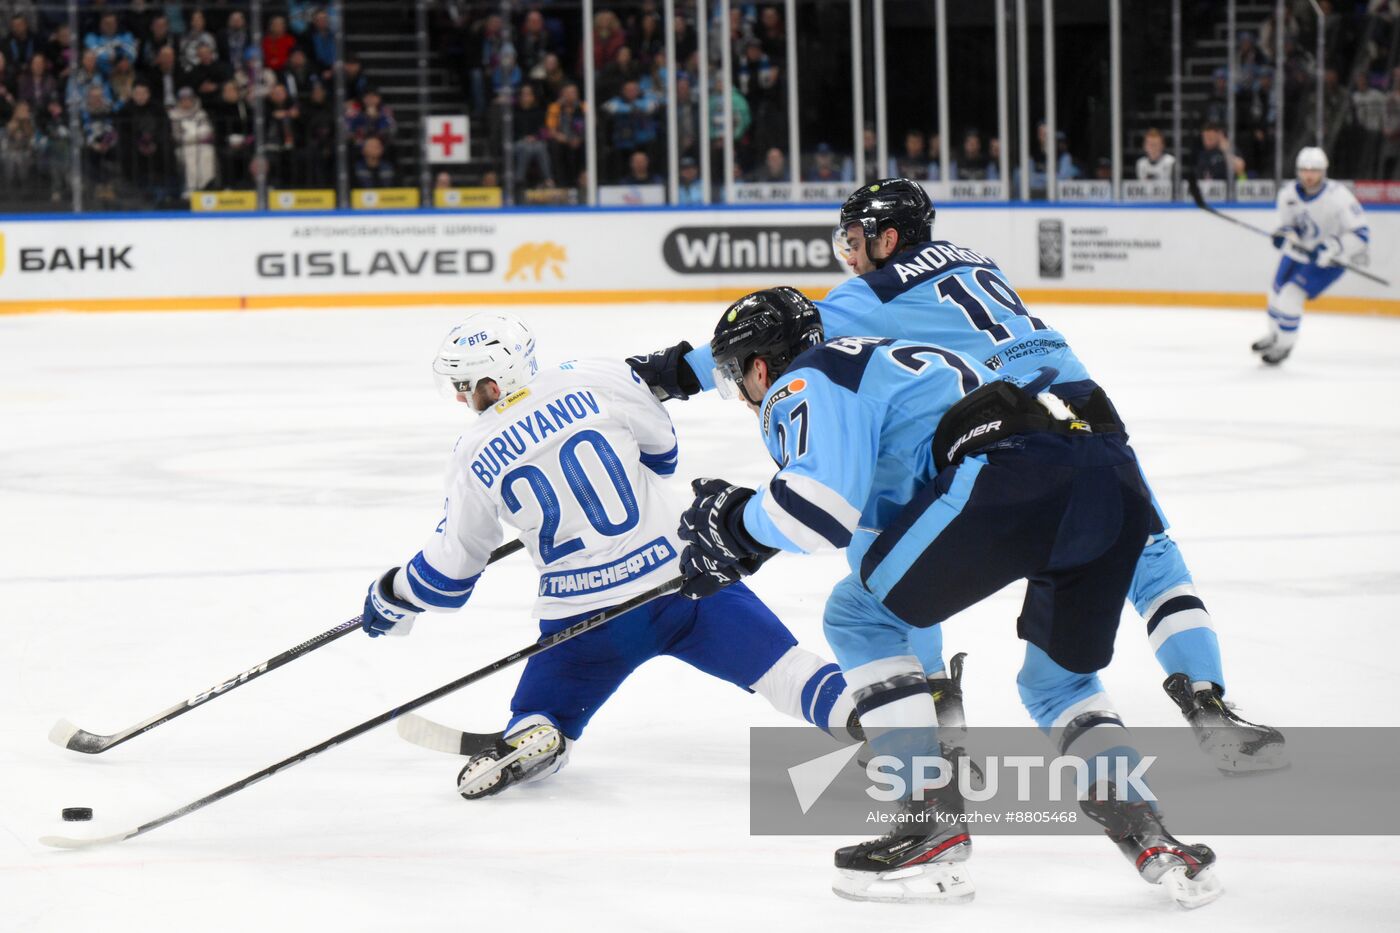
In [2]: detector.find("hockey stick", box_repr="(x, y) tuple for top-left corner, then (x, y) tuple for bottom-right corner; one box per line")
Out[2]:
(396, 713), (500, 757)
(40, 575), (683, 849)
(48, 538), (527, 755)
(1185, 174), (1390, 286)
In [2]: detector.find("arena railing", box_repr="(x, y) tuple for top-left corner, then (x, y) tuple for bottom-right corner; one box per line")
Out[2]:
(4, 0), (1381, 217)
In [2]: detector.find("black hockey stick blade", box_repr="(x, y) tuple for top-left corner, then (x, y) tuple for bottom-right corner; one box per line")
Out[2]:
(1185, 173), (1270, 236)
(396, 714), (500, 757)
(40, 575), (683, 849)
(49, 538), (527, 755)
(1186, 173), (1390, 286)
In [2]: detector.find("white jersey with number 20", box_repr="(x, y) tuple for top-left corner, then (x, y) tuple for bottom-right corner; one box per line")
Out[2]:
(394, 358), (683, 621)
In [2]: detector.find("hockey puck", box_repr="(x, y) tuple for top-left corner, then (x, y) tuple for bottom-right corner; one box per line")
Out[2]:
(61, 807), (93, 822)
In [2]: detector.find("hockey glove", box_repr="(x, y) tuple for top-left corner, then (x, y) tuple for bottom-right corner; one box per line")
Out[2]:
(1313, 236), (1343, 268)
(363, 568), (420, 637)
(1271, 228), (1313, 265)
(677, 478), (776, 599)
(626, 341), (702, 402)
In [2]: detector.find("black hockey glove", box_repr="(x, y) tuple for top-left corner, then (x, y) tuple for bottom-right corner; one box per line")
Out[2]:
(626, 341), (702, 402)
(677, 478), (777, 599)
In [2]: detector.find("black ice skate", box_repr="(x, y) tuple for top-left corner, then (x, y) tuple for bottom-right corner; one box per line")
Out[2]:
(456, 720), (564, 800)
(1164, 674), (1287, 774)
(832, 783), (974, 904)
(1260, 344), (1292, 365)
(1082, 790), (1223, 909)
(1250, 331), (1277, 353)
(929, 652), (968, 733)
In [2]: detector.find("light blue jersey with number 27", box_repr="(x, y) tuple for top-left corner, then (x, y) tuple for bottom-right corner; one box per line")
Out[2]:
(741, 336), (1006, 573)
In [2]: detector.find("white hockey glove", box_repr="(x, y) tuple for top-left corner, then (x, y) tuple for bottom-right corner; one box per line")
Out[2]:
(1271, 228), (1313, 265)
(1313, 236), (1343, 268)
(363, 568), (420, 637)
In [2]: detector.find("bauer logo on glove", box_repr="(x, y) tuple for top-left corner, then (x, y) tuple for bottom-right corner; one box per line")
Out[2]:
(677, 478), (777, 599)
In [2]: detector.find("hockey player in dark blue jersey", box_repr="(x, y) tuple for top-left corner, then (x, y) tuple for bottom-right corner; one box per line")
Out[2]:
(628, 178), (1283, 774)
(673, 287), (1222, 907)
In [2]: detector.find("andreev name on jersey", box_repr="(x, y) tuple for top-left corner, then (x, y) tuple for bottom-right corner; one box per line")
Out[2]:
(471, 390), (603, 488)
(890, 243), (995, 284)
(537, 538), (676, 596)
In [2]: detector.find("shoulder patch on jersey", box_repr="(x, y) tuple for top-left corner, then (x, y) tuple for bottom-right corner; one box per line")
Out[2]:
(494, 387), (531, 412)
(788, 337), (893, 394)
(760, 378), (807, 434)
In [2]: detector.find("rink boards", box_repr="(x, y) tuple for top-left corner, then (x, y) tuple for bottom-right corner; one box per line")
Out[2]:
(0, 203), (1394, 315)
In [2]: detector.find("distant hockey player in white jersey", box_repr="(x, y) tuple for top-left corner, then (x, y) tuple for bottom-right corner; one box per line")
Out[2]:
(360, 313), (855, 798)
(1255, 146), (1370, 365)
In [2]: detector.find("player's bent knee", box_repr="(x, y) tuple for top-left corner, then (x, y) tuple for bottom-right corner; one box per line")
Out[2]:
(1016, 644), (1111, 731)
(822, 576), (916, 671)
(1269, 282), (1306, 319)
(1129, 534), (1194, 617)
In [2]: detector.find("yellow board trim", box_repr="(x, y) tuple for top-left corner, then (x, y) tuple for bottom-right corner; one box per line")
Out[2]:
(0, 287), (1397, 316)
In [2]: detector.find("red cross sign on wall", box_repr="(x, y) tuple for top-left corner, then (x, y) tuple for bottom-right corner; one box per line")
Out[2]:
(426, 116), (470, 164)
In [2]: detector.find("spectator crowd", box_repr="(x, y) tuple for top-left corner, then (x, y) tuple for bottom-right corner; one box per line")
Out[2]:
(0, 3), (400, 210)
(1137, 1), (1400, 188)
(5, 1), (1400, 212)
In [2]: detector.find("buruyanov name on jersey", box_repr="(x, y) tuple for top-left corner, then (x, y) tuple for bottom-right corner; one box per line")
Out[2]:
(471, 390), (603, 488)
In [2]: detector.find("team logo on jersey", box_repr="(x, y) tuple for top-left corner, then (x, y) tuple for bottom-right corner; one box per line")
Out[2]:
(505, 242), (567, 282)
(494, 387), (531, 412)
(761, 378), (806, 433)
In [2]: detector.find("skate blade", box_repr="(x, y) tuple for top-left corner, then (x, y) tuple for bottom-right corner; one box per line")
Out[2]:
(458, 726), (560, 798)
(1159, 865), (1224, 910)
(1210, 741), (1290, 775)
(832, 864), (975, 904)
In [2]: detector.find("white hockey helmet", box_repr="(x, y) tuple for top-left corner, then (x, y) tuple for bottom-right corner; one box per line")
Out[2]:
(1295, 146), (1328, 174)
(433, 313), (539, 402)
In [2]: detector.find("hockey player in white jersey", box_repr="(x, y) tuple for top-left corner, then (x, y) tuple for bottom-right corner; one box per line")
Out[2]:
(360, 313), (855, 798)
(1255, 146), (1371, 365)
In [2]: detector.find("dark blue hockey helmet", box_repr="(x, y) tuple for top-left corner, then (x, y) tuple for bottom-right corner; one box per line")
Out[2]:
(834, 178), (936, 265)
(710, 286), (824, 402)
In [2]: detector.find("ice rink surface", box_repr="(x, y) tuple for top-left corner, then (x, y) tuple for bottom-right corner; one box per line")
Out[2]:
(2, 300), (1398, 931)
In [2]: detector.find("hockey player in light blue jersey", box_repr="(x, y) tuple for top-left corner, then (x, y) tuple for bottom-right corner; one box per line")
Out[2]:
(1254, 146), (1371, 365)
(360, 312), (856, 799)
(673, 288), (1221, 907)
(627, 177), (1284, 774)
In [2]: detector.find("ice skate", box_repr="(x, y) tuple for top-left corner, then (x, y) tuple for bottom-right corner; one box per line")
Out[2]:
(1082, 790), (1222, 909)
(832, 785), (974, 904)
(1257, 327), (1296, 366)
(929, 652), (968, 733)
(1164, 674), (1287, 774)
(457, 718), (565, 800)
